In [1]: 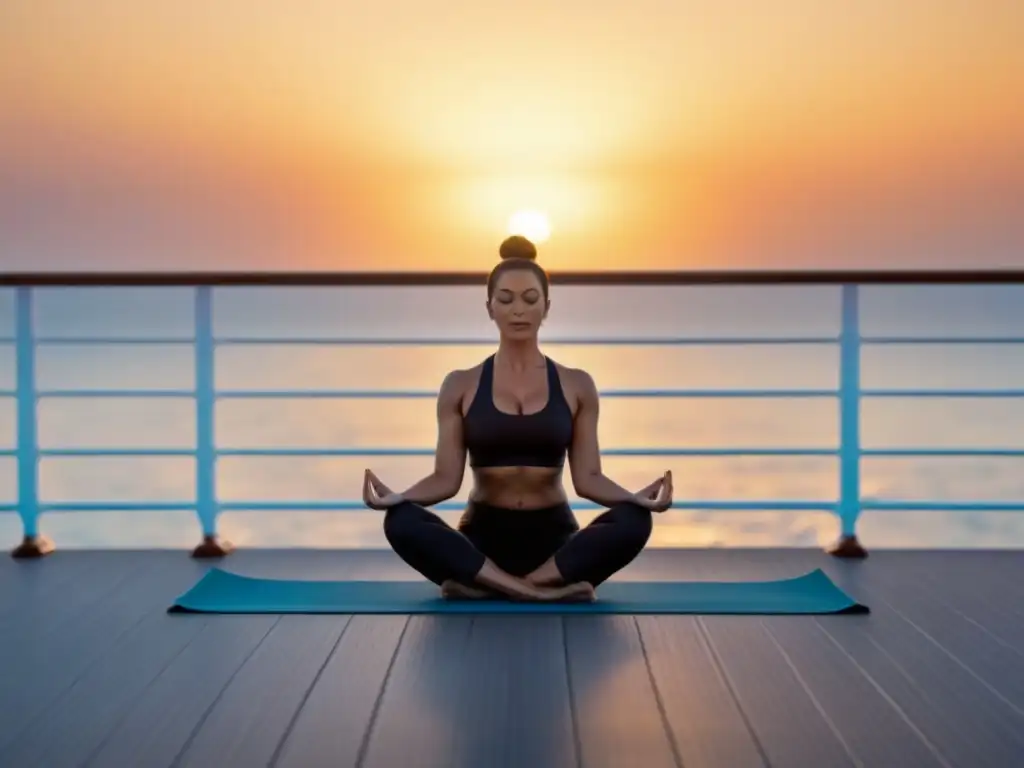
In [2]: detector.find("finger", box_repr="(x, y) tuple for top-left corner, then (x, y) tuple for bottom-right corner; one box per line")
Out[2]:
(370, 472), (392, 495)
(369, 486), (383, 506)
(655, 478), (668, 500)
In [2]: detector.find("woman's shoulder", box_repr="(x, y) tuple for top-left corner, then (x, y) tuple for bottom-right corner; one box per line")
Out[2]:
(441, 364), (478, 386)
(551, 360), (597, 395)
(438, 361), (487, 400)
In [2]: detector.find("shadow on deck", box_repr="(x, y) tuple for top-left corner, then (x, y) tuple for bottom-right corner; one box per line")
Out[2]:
(1, 548), (1022, 767)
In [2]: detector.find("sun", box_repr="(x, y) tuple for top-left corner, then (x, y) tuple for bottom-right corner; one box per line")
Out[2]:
(507, 209), (551, 243)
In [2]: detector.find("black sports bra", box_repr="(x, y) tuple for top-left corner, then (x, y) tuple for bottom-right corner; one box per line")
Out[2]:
(462, 355), (574, 468)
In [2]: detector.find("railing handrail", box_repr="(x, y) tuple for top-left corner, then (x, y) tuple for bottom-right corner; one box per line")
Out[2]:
(3, 269), (1024, 287)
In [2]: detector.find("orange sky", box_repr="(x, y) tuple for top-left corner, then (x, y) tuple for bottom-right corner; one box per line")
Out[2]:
(1, 1), (1022, 271)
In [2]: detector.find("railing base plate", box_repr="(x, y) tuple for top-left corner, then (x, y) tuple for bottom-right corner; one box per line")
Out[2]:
(191, 535), (234, 559)
(827, 534), (868, 559)
(11, 535), (56, 559)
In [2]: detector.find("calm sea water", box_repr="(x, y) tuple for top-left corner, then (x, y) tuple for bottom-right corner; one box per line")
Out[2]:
(2, 282), (1023, 550)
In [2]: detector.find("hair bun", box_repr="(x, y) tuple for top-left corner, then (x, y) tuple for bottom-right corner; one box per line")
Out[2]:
(499, 235), (538, 261)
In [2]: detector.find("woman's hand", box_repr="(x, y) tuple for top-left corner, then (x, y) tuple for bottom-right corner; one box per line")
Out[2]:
(632, 470), (673, 513)
(362, 469), (405, 510)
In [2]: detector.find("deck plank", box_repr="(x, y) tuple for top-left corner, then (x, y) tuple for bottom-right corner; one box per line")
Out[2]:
(362, 615), (579, 768)
(173, 616), (352, 768)
(2, 613), (211, 767)
(762, 615), (950, 767)
(350, 616), (475, 768)
(272, 615), (409, 768)
(85, 615), (281, 768)
(0, 551), (127, 622)
(813, 593), (1024, 766)
(700, 616), (858, 768)
(565, 615), (679, 768)
(0, 554), (205, 752)
(925, 555), (1024, 626)
(837, 558), (1024, 714)
(0, 551), (152, 642)
(635, 616), (767, 768)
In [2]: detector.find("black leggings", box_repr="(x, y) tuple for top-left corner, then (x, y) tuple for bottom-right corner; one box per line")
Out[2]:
(383, 499), (653, 587)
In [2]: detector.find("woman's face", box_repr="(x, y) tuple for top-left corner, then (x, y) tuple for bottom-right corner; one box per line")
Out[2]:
(487, 268), (549, 340)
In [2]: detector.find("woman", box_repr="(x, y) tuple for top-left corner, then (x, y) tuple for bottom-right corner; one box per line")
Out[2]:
(363, 236), (673, 601)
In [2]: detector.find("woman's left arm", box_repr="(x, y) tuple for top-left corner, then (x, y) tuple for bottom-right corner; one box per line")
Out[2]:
(567, 369), (638, 507)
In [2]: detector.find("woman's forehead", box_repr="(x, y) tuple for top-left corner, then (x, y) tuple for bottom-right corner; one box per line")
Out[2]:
(494, 270), (543, 292)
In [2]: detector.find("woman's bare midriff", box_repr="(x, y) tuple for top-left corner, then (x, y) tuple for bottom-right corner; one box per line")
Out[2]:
(469, 466), (568, 509)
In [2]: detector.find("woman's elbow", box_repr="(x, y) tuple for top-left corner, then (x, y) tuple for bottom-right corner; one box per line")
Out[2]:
(570, 471), (596, 499)
(437, 472), (464, 499)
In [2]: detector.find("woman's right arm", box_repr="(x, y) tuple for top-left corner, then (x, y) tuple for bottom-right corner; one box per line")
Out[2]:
(394, 370), (468, 506)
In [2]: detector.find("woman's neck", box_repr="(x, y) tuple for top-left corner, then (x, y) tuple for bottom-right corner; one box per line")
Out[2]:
(495, 339), (544, 372)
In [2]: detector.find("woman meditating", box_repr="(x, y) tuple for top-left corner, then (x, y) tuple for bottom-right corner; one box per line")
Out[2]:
(363, 236), (673, 601)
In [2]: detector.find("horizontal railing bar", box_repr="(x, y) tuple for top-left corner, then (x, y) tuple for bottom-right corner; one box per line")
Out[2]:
(0, 391), (12, 398)
(4, 268), (1024, 287)
(17, 335), (1024, 348)
(28, 388), (1024, 401)
(863, 448), (1024, 457)
(38, 501), (198, 512)
(26, 500), (838, 512)
(0, 503), (17, 512)
(34, 337), (196, 346)
(18, 447), (1021, 459)
(39, 448), (195, 458)
(26, 499), (1024, 513)
(862, 389), (1024, 398)
(28, 388), (841, 400)
(215, 388), (839, 399)
(216, 500), (838, 512)
(18, 335), (1024, 347)
(215, 447), (838, 458)
(862, 500), (1024, 511)
(213, 336), (839, 347)
(36, 389), (196, 398)
(6, 335), (843, 347)
(862, 336), (1024, 345)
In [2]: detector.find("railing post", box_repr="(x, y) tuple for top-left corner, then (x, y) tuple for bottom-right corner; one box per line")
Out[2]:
(11, 287), (54, 558)
(829, 283), (868, 558)
(191, 286), (232, 558)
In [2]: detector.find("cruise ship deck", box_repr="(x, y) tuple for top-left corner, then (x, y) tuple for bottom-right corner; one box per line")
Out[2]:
(3, 547), (1024, 767)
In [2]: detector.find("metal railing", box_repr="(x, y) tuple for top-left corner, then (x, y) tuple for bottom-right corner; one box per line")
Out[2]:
(3, 269), (1024, 559)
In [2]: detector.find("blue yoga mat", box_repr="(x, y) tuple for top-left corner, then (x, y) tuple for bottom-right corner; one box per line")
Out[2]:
(168, 567), (868, 615)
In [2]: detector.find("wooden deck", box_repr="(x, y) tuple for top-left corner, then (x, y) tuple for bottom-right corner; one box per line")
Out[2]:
(1, 547), (1022, 768)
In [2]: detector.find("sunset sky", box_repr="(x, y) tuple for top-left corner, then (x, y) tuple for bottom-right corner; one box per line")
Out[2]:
(1, 1), (1022, 271)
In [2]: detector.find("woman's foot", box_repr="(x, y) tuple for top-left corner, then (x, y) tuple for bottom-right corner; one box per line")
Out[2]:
(441, 580), (492, 600)
(537, 581), (596, 603)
